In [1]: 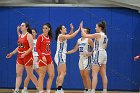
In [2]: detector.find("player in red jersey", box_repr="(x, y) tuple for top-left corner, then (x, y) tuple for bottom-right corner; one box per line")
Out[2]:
(36, 23), (54, 93)
(6, 22), (38, 93)
(17, 26), (39, 93)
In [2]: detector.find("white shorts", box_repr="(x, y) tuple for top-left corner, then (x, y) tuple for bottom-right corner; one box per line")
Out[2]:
(92, 50), (107, 66)
(33, 56), (39, 69)
(54, 52), (66, 66)
(79, 55), (92, 70)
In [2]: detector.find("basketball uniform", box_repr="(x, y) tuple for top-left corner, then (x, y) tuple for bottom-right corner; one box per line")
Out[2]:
(33, 39), (39, 69)
(78, 38), (92, 70)
(54, 34), (67, 66)
(92, 32), (108, 66)
(36, 34), (53, 67)
(16, 32), (33, 66)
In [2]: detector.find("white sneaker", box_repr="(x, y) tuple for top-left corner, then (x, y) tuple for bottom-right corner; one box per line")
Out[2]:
(61, 89), (64, 93)
(55, 89), (64, 93)
(21, 89), (28, 93)
(55, 90), (59, 93)
(84, 90), (87, 93)
(87, 90), (91, 93)
(91, 90), (95, 93)
(13, 91), (19, 93)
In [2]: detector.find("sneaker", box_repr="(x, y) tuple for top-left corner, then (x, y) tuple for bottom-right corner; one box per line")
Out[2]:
(87, 90), (91, 93)
(55, 90), (59, 93)
(13, 91), (19, 93)
(21, 89), (28, 93)
(61, 89), (64, 93)
(84, 90), (87, 93)
(55, 90), (63, 93)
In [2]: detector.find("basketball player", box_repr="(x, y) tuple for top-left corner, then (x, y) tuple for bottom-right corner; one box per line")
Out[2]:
(36, 23), (54, 93)
(19, 28), (39, 93)
(6, 22), (39, 93)
(54, 23), (80, 93)
(81, 21), (108, 93)
(67, 28), (94, 93)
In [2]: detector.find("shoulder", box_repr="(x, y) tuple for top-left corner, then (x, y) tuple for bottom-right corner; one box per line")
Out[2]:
(77, 38), (81, 42)
(37, 35), (43, 39)
(27, 33), (33, 39)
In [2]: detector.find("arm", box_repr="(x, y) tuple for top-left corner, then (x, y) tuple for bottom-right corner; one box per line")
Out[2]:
(80, 21), (100, 39)
(85, 38), (94, 56)
(6, 47), (18, 58)
(67, 41), (79, 54)
(36, 35), (44, 57)
(21, 34), (33, 58)
(61, 26), (80, 40)
(68, 23), (74, 35)
(17, 26), (21, 38)
(82, 29), (101, 39)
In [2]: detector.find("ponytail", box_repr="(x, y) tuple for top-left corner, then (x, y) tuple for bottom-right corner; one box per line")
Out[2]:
(23, 22), (32, 34)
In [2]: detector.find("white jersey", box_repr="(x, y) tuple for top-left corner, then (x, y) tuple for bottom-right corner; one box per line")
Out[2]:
(56, 34), (67, 53)
(78, 38), (92, 70)
(78, 38), (91, 56)
(33, 39), (38, 56)
(92, 32), (108, 65)
(94, 32), (108, 51)
(54, 34), (67, 66)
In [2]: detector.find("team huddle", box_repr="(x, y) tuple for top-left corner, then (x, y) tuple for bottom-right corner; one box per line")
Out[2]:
(6, 21), (108, 93)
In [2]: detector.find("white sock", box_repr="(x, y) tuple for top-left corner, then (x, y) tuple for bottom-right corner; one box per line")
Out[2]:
(15, 88), (19, 92)
(88, 89), (91, 91)
(103, 89), (107, 93)
(91, 89), (95, 93)
(46, 90), (50, 93)
(24, 87), (27, 90)
(39, 90), (44, 93)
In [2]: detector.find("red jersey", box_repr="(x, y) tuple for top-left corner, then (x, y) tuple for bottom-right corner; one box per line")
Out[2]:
(17, 32), (32, 58)
(36, 34), (51, 57)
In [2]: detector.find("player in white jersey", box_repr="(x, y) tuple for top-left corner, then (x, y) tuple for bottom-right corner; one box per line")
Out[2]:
(81, 21), (108, 93)
(67, 28), (94, 93)
(17, 27), (39, 93)
(54, 23), (81, 93)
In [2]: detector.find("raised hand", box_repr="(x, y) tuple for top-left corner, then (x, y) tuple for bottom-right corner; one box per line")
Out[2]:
(17, 26), (21, 31)
(134, 56), (140, 61)
(80, 21), (83, 30)
(6, 53), (13, 58)
(70, 23), (74, 29)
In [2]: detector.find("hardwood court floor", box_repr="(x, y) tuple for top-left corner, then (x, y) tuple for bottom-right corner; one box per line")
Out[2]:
(0, 89), (138, 93)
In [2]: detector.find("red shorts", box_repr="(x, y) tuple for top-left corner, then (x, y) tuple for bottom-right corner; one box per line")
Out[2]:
(38, 55), (53, 67)
(16, 52), (33, 66)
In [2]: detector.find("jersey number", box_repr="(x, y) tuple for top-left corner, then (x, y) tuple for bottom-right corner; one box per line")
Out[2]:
(18, 42), (25, 48)
(79, 47), (83, 52)
(103, 37), (107, 44)
(46, 43), (50, 51)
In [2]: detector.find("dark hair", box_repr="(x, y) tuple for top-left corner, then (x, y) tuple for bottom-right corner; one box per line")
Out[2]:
(85, 27), (90, 34)
(23, 22), (32, 34)
(42, 23), (53, 39)
(97, 21), (107, 35)
(55, 25), (63, 41)
(32, 28), (37, 33)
